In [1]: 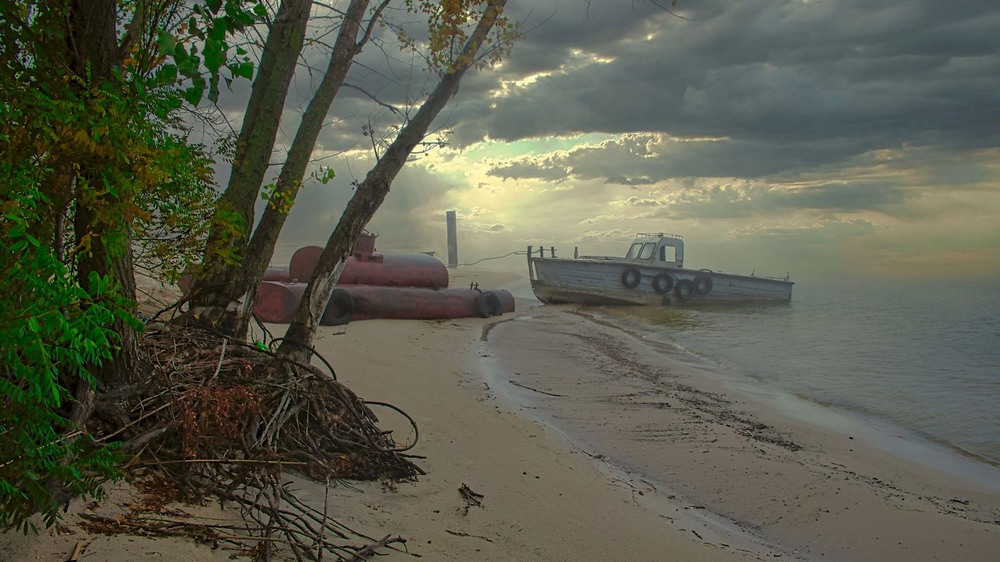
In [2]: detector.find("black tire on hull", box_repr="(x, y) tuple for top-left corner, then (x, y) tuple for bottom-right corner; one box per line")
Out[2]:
(674, 279), (695, 302)
(621, 267), (641, 289)
(652, 272), (673, 294)
(694, 270), (713, 295)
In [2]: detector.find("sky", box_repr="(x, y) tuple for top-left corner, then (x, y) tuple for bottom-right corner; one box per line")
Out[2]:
(225, 0), (1000, 280)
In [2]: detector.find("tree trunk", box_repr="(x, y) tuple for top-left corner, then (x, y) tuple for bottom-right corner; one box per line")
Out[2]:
(186, 0), (312, 332)
(279, 0), (508, 363)
(213, 0), (379, 338)
(68, 0), (141, 388)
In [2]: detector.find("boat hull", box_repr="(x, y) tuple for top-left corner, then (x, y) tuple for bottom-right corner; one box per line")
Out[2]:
(529, 258), (792, 306)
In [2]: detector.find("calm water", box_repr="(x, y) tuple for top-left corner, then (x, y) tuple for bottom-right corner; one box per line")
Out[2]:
(581, 276), (1000, 468)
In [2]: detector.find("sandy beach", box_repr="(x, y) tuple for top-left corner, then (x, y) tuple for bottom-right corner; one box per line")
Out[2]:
(4, 266), (1000, 561)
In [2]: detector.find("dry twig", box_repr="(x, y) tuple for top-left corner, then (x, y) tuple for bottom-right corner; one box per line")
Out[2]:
(85, 324), (423, 561)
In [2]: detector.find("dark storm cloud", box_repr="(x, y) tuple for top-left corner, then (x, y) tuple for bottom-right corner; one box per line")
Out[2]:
(447, 0), (1000, 180)
(196, 1), (999, 275)
(484, 132), (873, 184)
(611, 177), (913, 221)
(488, 160), (571, 182)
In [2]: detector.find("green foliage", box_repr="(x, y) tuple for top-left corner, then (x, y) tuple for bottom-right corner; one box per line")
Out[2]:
(259, 167), (335, 217)
(311, 166), (336, 185)
(0, 0), (255, 530)
(399, 0), (520, 71)
(0, 81), (133, 529)
(157, 0), (266, 104)
(0, 213), (125, 533)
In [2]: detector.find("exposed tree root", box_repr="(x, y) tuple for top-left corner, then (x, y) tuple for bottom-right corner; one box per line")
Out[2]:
(86, 323), (423, 560)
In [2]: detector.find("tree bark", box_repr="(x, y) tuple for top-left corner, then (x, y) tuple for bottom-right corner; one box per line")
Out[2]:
(212, 0), (384, 338)
(68, 0), (141, 387)
(279, 0), (508, 362)
(187, 0), (312, 331)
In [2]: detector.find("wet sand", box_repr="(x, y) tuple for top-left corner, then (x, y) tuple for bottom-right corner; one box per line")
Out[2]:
(485, 300), (1000, 561)
(6, 266), (999, 561)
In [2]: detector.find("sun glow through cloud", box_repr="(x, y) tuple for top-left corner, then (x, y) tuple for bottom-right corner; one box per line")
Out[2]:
(254, 0), (1000, 281)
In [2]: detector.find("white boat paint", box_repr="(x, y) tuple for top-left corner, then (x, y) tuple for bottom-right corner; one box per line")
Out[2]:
(528, 233), (793, 306)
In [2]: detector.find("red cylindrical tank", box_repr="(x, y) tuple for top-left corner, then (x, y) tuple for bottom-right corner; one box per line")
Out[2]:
(178, 273), (193, 295)
(254, 282), (306, 323)
(263, 266), (290, 282)
(320, 287), (515, 326)
(288, 245), (449, 289)
(495, 289), (515, 314)
(253, 283), (513, 325)
(179, 268), (289, 295)
(340, 253), (448, 289)
(288, 246), (324, 282)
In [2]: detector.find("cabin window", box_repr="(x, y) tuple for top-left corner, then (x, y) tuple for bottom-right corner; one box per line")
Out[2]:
(659, 245), (676, 262)
(637, 243), (656, 260)
(625, 243), (643, 260)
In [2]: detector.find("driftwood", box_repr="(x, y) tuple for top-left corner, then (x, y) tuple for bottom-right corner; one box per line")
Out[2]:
(457, 483), (484, 516)
(507, 379), (566, 397)
(86, 323), (422, 561)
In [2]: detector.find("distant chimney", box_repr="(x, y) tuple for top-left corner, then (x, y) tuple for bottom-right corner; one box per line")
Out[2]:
(446, 210), (458, 267)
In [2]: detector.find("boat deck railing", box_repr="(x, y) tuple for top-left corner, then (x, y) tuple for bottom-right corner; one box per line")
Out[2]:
(635, 232), (683, 240)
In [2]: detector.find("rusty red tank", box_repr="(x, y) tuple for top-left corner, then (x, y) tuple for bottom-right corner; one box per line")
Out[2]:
(288, 233), (448, 289)
(263, 266), (290, 282)
(192, 232), (512, 325)
(320, 287), (514, 326)
(254, 283), (513, 326)
(254, 282), (306, 323)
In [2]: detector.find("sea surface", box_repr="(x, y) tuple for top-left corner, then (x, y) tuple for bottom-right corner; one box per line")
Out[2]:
(585, 276), (1000, 470)
(502, 272), (1000, 472)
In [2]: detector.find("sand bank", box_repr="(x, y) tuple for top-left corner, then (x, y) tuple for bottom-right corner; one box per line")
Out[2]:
(6, 266), (999, 561)
(483, 300), (1000, 561)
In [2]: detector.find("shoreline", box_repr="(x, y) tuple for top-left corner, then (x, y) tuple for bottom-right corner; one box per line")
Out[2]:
(484, 296), (1000, 561)
(569, 305), (1000, 491)
(5, 266), (998, 561)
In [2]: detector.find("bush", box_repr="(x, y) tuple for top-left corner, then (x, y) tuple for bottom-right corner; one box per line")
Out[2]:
(0, 213), (124, 533)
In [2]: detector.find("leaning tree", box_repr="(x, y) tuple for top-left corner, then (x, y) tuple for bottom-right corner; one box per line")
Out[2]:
(184, 0), (518, 340)
(279, 0), (512, 363)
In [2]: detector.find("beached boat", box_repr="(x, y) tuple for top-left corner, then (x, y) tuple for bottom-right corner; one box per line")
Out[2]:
(527, 233), (793, 306)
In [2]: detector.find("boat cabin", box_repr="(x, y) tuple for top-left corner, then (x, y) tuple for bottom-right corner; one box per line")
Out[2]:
(624, 233), (685, 268)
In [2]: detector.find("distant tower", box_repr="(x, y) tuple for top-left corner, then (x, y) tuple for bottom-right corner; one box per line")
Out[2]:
(446, 210), (458, 268)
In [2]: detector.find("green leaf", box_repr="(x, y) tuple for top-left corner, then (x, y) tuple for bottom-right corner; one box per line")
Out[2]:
(156, 30), (176, 55)
(237, 11), (255, 26)
(208, 20), (228, 42)
(233, 61), (254, 80)
(183, 77), (206, 106)
(208, 73), (221, 104)
(176, 52), (202, 79)
(188, 17), (203, 39)
(154, 64), (178, 86)
(203, 41), (226, 73)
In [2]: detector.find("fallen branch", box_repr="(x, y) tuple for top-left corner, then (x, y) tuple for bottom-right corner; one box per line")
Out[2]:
(446, 529), (494, 542)
(458, 483), (484, 515)
(82, 324), (423, 561)
(508, 380), (566, 397)
(346, 534), (408, 561)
